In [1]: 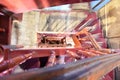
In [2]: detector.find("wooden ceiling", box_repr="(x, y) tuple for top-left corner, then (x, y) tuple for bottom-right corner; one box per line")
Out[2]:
(0, 0), (95, 14)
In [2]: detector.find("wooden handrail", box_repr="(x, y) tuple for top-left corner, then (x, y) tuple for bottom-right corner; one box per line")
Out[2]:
(0, 53), (120, 80)
(0, 53), (32, 73)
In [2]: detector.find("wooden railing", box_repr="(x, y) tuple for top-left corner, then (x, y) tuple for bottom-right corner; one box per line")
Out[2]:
(0, 44), (119, 80)
(0, 53), (120, 80)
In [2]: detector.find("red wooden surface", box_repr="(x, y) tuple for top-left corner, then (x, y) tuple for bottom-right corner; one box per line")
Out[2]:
(8, 47), (81, 58)
(0, 0), (94, 13)
(0, 16), (11, 45)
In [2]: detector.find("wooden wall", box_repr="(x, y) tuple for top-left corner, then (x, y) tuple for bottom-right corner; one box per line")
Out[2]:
(0, 15), (11, 45)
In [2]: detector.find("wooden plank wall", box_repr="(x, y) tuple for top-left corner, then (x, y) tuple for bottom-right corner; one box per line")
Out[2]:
(0, 15), (11, 45)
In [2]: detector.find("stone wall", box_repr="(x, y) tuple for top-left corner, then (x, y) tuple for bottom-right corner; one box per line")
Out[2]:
(37, 10), (87, 32)
(11, 11), (40, 48)
(99, 0), (120, 49)
(11, 10), (87, 48)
